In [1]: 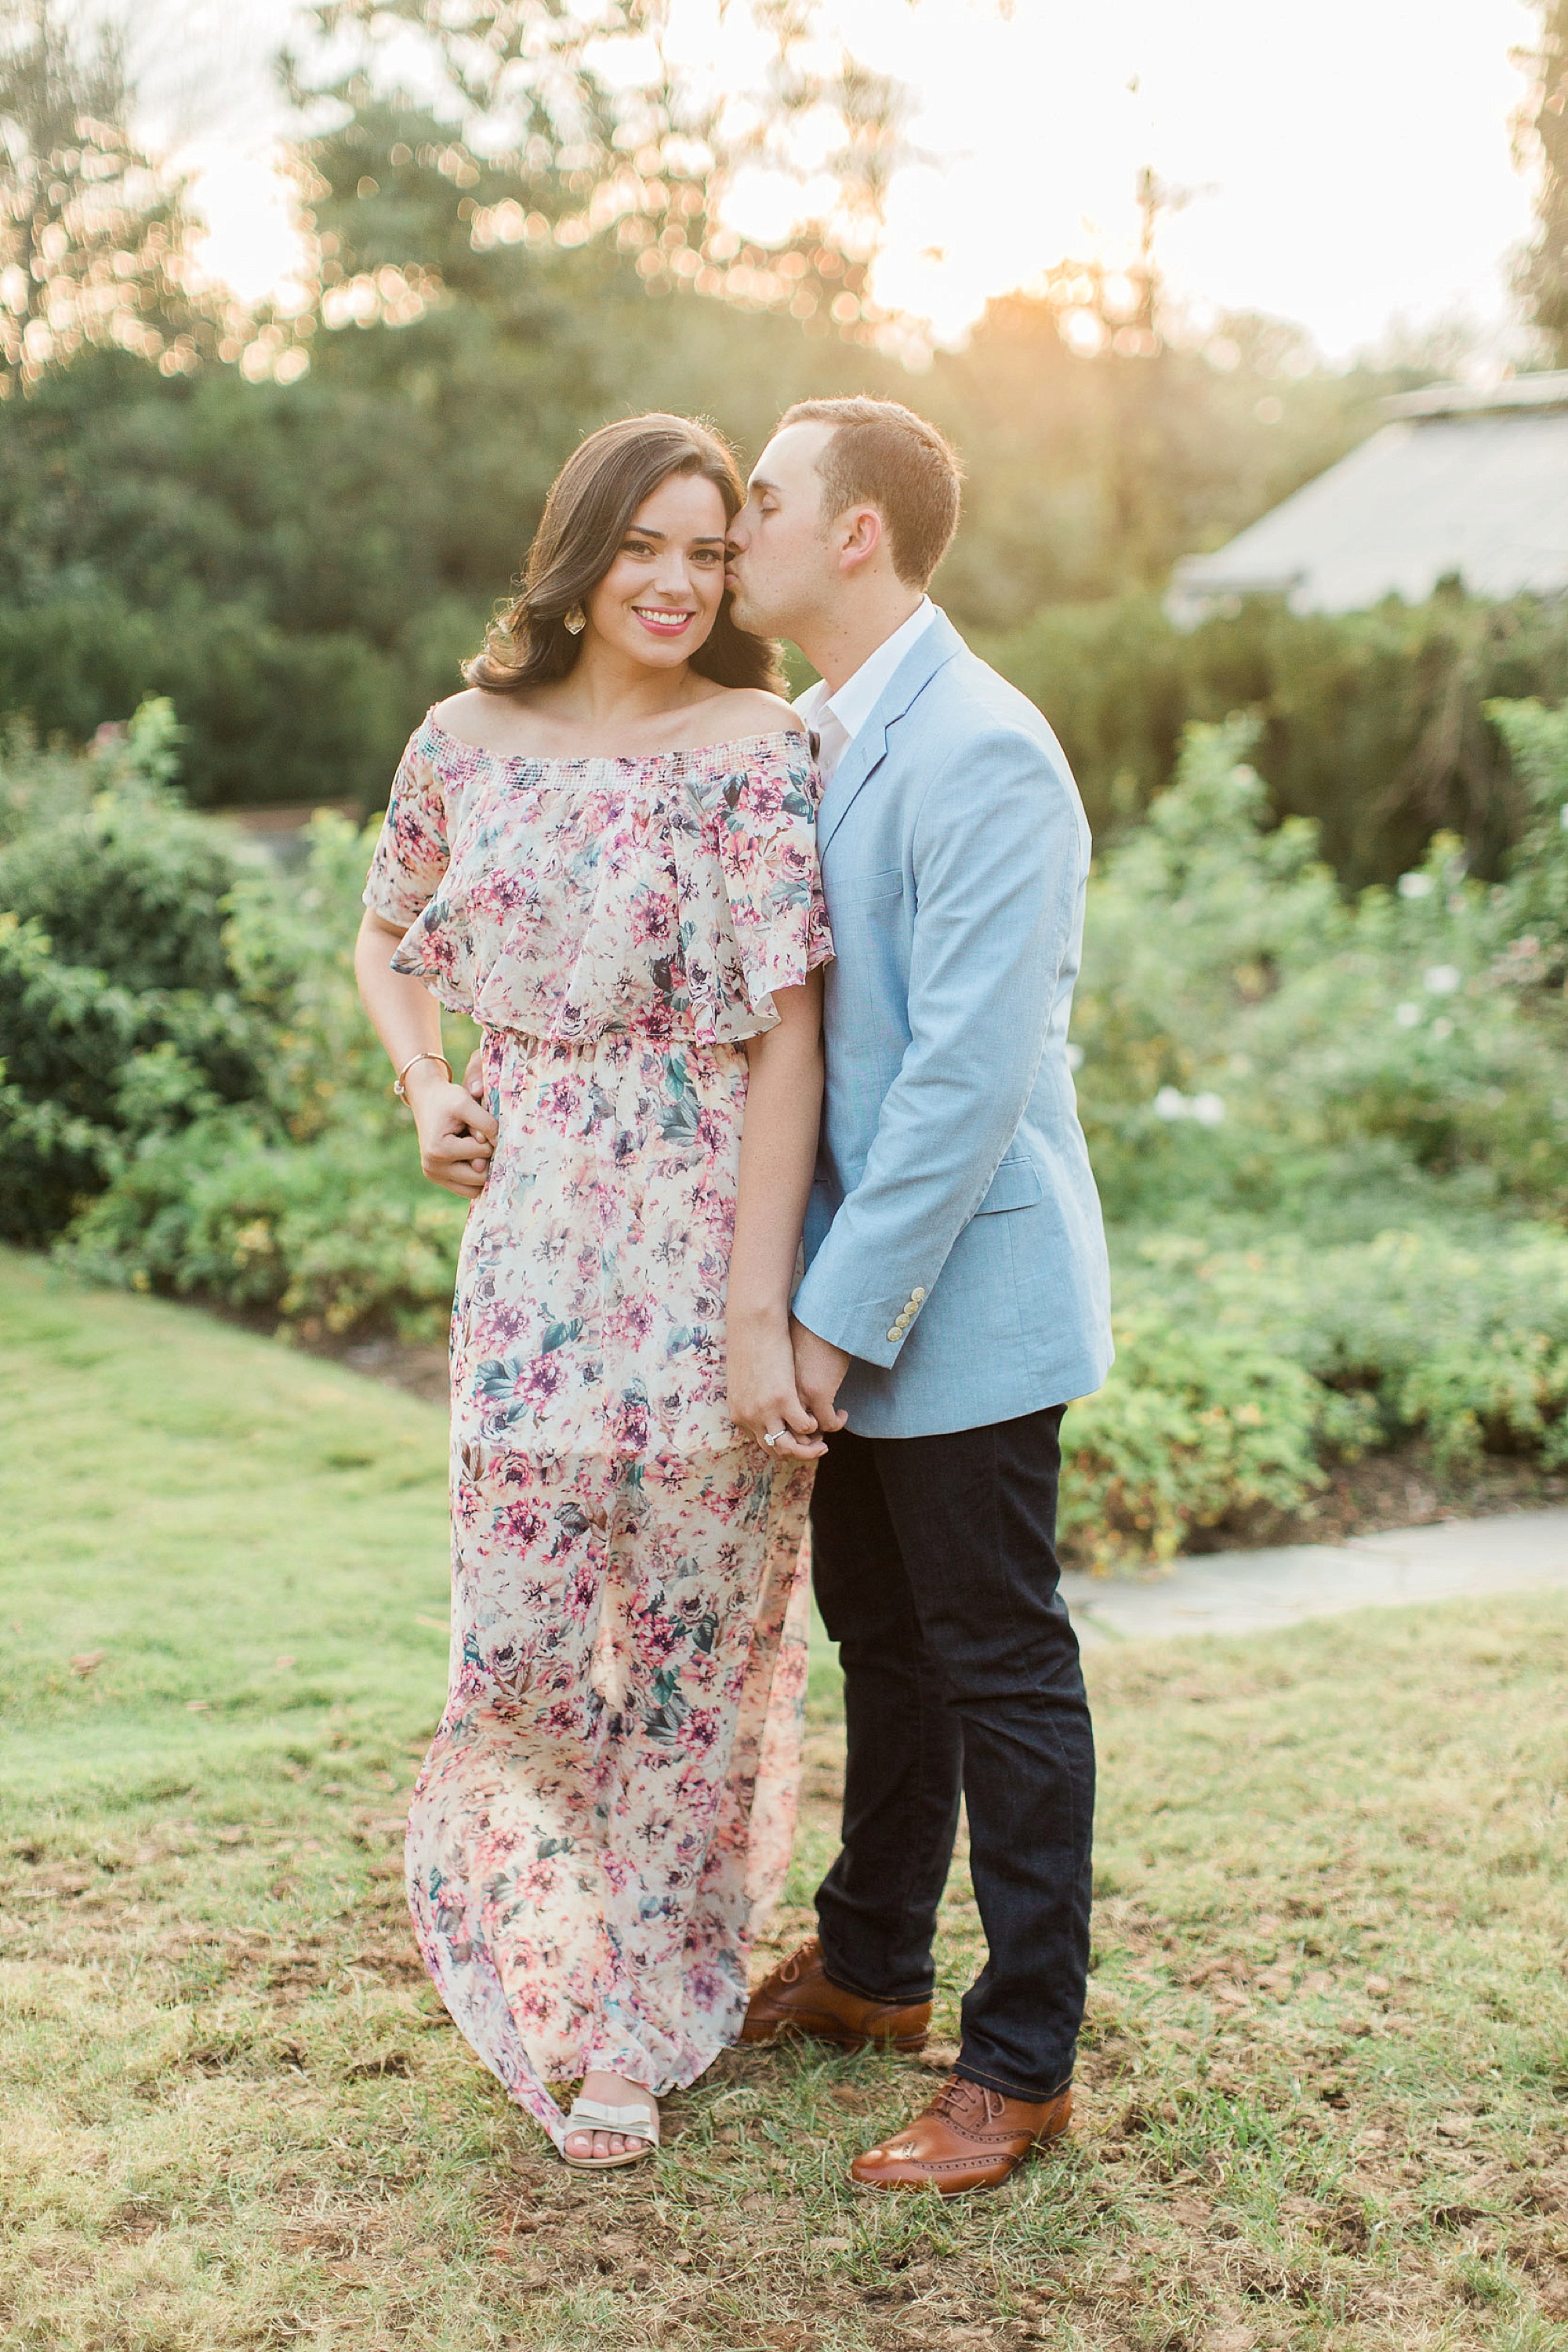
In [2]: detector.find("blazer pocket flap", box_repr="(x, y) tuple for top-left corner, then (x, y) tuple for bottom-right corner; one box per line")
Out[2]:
(975, 1155), (1044, 1214)
(844, 866), (903, 903)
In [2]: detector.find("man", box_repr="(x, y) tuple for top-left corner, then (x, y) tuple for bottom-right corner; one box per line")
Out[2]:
(724, 398), (1112, 2196)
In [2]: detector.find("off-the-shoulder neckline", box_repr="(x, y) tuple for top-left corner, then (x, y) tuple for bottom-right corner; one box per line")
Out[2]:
(420, 710), (811, 771)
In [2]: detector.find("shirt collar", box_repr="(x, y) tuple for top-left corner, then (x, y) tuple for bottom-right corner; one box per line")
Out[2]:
(800, 597), (936, 746)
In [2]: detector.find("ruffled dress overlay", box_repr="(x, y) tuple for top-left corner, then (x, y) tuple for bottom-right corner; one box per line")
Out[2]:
(363, 715), (833, 2149)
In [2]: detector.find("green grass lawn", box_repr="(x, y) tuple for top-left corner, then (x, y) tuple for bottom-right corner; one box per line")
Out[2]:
(3, 1247), (1568, 2352)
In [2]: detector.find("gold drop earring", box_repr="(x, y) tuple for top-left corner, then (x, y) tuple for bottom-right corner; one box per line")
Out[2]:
(564, 605), (586, 636)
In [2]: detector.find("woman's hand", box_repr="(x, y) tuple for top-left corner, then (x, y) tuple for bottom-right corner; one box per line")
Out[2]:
(728, 1308), (827, 1460)
(407, 1065), (499, 1198)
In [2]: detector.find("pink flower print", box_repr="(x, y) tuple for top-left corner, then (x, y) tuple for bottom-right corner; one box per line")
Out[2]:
(518, 1352), (572, 1412)
(637, 1612), (686, 1668)
(629, 888), (674, 949)
(608, 1388), (652, 1456)
(564, 1555), (603, 1616)
(495, 1499), (550, 1549)
(731, 775), (785, 827)
(695, 1105), (731, 1161)
(615, 1298), (655, 1346)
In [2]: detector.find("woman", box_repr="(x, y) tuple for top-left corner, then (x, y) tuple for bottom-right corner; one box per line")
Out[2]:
(354, 414), (832, 2170)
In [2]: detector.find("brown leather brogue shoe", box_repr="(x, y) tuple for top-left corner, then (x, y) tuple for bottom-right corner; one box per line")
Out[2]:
(850, 2072), (1073, 2195)
(740, 1937), (931, 2053)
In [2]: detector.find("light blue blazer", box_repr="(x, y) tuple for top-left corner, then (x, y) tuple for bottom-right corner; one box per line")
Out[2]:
(791, 608), (1112, 1439)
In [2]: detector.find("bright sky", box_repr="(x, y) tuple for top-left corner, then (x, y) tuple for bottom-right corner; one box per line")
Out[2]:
(126, 0), (1541, 361)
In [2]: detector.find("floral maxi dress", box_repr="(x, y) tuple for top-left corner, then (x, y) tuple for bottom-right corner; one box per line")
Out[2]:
(362, 715), (833, 2149)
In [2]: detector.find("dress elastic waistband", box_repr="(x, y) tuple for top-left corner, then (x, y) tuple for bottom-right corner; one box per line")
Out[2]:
(481, 1025), (750, 1054)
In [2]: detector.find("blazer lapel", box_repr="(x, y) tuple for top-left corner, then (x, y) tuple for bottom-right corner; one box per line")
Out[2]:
(815, 610), (965, 857)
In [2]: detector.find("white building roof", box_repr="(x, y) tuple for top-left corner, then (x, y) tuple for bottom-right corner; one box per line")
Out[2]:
(1167, 372), (1568, 625)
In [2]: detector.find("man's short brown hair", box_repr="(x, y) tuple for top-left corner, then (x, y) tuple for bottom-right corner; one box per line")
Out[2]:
(776, 397), (962, 587)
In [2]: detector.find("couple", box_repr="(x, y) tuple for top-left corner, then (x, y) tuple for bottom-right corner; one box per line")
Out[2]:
(355, 397), (1111, 2194)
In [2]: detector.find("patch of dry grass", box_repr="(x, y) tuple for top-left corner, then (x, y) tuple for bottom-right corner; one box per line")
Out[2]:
(3, 1250), (1568, 2350)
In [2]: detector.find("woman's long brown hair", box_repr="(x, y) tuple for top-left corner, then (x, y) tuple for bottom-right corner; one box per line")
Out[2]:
(465, 413), (782, 696)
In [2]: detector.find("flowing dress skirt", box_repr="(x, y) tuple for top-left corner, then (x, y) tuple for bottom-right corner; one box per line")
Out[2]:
(405, 1027), (812, 2148)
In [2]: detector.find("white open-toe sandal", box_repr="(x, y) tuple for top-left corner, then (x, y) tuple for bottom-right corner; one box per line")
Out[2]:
(561, 2096), (660, 2171)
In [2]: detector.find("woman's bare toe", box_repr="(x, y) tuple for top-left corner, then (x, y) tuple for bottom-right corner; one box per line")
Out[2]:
(563, 2070), (658, 2165)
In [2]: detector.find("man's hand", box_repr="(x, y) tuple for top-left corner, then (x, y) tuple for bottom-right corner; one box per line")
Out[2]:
(790, 1317), (851, 1436)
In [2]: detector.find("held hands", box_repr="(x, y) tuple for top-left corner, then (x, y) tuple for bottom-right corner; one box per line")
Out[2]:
(407, 1063), (499, 1199)
(728, 1310), (828, 1461)
(789, 1317), (850, 1440)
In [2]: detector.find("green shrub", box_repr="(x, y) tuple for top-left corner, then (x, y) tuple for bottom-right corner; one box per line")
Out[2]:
(0, 703), (270, 1241)
(55, 800), (478, 1326)
(0, 702), (232, 992)
(66, 1105), (468, 1338)
(0, 908), (263, 1243)
(0, 592), (411, 815)
(1062, 1221), (1568, 1564)
(984, 588), (1568, 887)
(1071, 713), (1568, 1226)
(220, 806), (427, 1140)
(0, 713), (100, 848)
(1489, 698), (1568, 971)
(1058, 1308), (1374, 1566)
(1037, 699), (1568, 1558)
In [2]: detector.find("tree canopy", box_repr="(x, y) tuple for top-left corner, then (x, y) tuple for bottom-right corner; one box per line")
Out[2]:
(0, 0), (1510, 873)
(1514, 0), (1568, 361)
(0, 0), (238, 391)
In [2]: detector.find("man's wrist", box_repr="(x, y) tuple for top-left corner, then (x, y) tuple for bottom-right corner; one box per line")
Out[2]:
(791, 1314), (850, 1365)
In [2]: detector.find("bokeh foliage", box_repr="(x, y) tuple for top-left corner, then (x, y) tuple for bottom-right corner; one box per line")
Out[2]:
(984, 585), (1568, 889)
(0, 0), (239, 390)
(0, 0), (1462, 868)
(1514, 0), (1568, 362)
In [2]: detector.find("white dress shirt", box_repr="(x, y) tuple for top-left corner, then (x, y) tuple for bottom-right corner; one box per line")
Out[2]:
(797, 597), (936, 782)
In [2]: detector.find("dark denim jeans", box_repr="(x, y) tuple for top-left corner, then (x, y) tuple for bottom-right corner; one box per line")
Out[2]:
(808, 1406), (1094, 2102)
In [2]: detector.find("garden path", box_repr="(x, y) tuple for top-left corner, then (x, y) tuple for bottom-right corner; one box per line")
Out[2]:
(1062, 1505), (1568, 1645)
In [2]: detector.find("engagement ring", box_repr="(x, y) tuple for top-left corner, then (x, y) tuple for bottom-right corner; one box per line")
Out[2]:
(762, 1428), (786, 1446)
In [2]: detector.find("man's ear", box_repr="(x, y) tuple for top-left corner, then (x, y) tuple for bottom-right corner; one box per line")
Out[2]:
(834, 504), (885, 576)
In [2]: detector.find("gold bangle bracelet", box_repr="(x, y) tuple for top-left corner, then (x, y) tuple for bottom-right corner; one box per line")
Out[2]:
(393, 1049), (453, 1102)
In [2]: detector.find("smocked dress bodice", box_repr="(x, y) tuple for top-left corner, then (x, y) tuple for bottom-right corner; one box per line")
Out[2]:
(363, 714), (831, 1044)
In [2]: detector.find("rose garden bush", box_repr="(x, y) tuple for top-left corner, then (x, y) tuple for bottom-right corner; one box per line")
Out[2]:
(3, 695), (1566, 1559)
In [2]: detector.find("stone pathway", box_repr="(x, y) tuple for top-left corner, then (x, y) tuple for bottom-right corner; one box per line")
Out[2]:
(1060, 1507), (1568, 1646)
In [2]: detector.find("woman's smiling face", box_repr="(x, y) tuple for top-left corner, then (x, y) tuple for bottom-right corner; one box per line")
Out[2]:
(585, 469), (730, 667)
